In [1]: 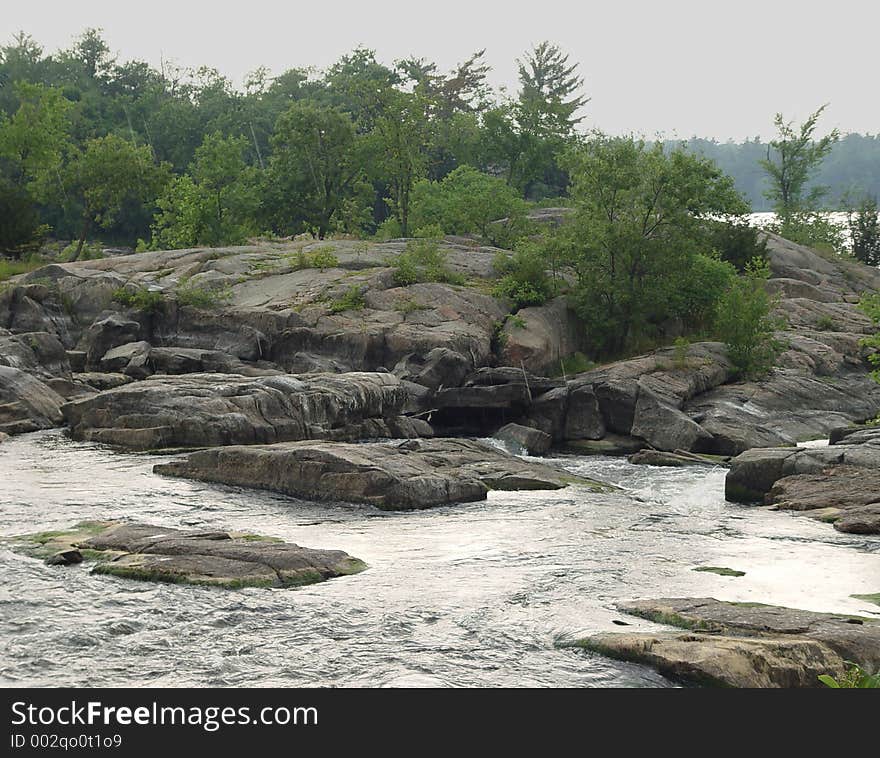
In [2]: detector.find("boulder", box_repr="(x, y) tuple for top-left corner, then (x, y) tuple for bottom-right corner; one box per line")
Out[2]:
(392, 347), (471, 390)
(493, 423), (552, 455)
(61, 371), (419, 450)
(562, 384), (605, 440)
(154, 438), (607, 510)
(0, 365), (65, 435)
(499, 297), (585, 375)
(16, 521), (366, 589)
(83, 315), (141, 368)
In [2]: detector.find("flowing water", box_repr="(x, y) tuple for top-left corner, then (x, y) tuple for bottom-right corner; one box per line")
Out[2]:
(1, 431), (878, 688)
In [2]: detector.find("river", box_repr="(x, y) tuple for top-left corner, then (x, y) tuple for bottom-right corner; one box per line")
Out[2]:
(1, 431), (878, 687)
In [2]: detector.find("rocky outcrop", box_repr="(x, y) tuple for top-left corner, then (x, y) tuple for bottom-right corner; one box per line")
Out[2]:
(0, 365), (65, 435)
(575, 597), (880, 687)
(499, 297), (585, 375)
(154, 438), (607, 510)
(493, 422), (552, 455)
(15, 521), (366, 589)
(61, 371), (427, 450)
(725, 430), (880, 533)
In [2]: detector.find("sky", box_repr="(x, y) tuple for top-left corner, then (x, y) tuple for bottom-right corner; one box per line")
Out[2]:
(4, 0), (878, 141)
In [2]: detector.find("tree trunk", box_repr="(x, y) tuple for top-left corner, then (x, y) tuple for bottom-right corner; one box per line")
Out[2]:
(70, 213), (92, 262)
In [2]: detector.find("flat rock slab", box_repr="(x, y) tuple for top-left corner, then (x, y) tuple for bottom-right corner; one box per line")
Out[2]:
(574, 597), (880, 687)
(726, 440), (880, 534)
(61, 371), (425, 450)
(13, 521), (366, 589)
(155, 438), (609, 510)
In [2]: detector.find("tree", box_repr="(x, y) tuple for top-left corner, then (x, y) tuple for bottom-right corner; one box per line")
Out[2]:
(848, 196), (880, 266)
(0, 82), (71, 187)
(370, 89), (432, 236)
(151, 132), (259, 248)
(62, 135), (169, 259)
(409, 165), (527, 240)
(760, 105), (839, 214)
(715, 259), (783, 378)
(558, 135), (747, 354)
(859, 294), (880, 384)
(267, 102), (366, 238)
(517, 41), (588, 136)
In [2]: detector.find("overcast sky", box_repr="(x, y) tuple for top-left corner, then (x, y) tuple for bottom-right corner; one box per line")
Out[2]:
(4, 0), (878, 140)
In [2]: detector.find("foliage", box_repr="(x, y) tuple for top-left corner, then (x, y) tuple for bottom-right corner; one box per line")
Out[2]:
(61, 134), (170, 259)
(390, 239), (463, 286)
(150, 133), (258, 249)
(759, 105), (839, 214)
(705, 218), (768, 272)
(764, 209), (846, 253)
(0, 256), (45, 282)
(410, 165), (528, 242)
(174, 280), (231, 309)
(266, 102), (368, 238)
(714, 259), (783, 378)
(0, 179), (44, 256)
(858, 294), (880, 382)
(328, 285), (366, 313)
(112, 286), (166, 314)
(557, 134), (747, 355)
(847, 196), (880, 266)
(492, 243), (553, 308)
(818, 662), (880, 688)
(61, 241), (103, 261)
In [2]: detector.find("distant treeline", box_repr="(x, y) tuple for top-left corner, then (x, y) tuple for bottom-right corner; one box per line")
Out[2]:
(667, 135), (880, 210)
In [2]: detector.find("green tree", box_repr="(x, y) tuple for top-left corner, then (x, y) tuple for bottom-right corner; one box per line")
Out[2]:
(151, 132), (258, 248)
(409, 165), (527, 240)
(267, 102), (366, 238)
(517, 41), (589, 137)
(714, 259), (783, 378)
(558, 135), (747, 354)
(62, 134), (169, 259)
(760, 105), (839, 213)
(859, 294), (880, 384)
(848, 197), (880, 266)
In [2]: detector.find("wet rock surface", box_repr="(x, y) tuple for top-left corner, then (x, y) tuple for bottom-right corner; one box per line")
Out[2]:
(14, 521), (366, 589)
(154, 438), (607, 510)
(576, 597), (880, 687)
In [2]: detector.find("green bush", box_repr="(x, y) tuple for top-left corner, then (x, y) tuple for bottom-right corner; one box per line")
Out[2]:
(0, 180), (45, 257)
(765, 211), (846, 254)
(409, 165), (528, 243)
(0, 256), (46, 282)
(112, 286), (166, 314)
(492, 243), (552, 308)
(175, 280), (231, 309)
(391, 239), (463, 286)
(818, 662), (880, 688)
(714, 258), (784, 378)
(62, 242), (104, 261)
(706, 219), (769, 272)
(859, 293), (880, 383)
(329, 285), (366, 313)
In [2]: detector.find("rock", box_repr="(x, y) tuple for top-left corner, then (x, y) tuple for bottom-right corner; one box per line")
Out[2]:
(392, 347), (471, 390)
(0, 331), (70, 378)
(431, 383), (533, 433)
(45, 549), (83, 566)
(564, 435), (645, 456)
(724, 447), (799, 502)
(617, 598), (880, 672)
(493, 423), (552, 455)
(522, 386), (569, 440)
(83, 315), (141, 368)
(61, 371), (418, 450)
(0, 431), (8, 443)
(17, 521), (365, 589)
(99, 341), (151, 373)
(154, 438), (606, 510)
(562, 384), (605, 440)
(628, 449), (728, 467)
(499, 297), (585, 375)
(630, 386), (714, 452)
(0, 365), (65, 435)
(580, 632), (843, 688)
(767, 466), (880, 534)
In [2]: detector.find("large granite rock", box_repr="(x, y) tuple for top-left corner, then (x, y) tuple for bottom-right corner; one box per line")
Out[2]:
(725, 434), (880, 533)
(154, 438), (607, 510)
(575, 597), (880, 687)
(61, 371), (428, 449)
(499, 297), (585, 375)
(0, 365), (65, 435)
(15, 521), (366, 589)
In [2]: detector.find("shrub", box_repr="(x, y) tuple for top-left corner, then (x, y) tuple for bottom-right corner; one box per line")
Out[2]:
(714, 258), (784, 378)
(329, 285), (366, 314)
(706, 218), (769, 272)
(858, 294), (880, 383)
(112, 286), (166, 314)
(175, 281), (231, 309)
(62, 242), (104, 261)
(304, 246), (339, 270)
(818, 662), (880, 688)
(0, 181), (45, 257)
(492, 243), (552, 308)
(391, 239), (463, 286)
(764, 211), (846, 254)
